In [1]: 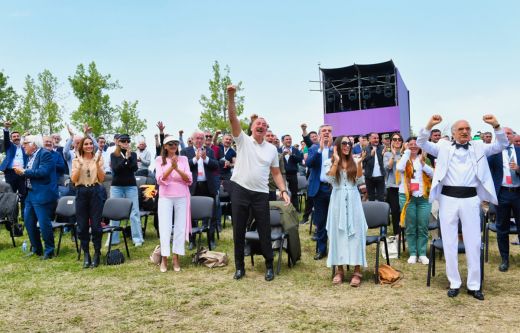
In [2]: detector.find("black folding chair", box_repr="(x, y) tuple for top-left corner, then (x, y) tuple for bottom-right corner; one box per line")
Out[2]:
(101, 198), (132, 262)
(52, 196), (79, 256)
(245, 209), (291, 275)
(190, 196), (215, 263)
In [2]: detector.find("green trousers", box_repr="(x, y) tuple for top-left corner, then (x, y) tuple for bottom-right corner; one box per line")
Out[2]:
(399, 193), (431, 256)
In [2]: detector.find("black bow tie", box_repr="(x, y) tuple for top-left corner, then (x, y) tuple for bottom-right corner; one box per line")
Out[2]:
(453, 142), (470, 150)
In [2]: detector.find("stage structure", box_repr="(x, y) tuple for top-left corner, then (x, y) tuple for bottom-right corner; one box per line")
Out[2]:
(320, 60), (410, 138)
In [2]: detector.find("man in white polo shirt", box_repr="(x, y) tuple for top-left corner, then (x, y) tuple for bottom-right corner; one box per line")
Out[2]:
(227, 85), (290, 282)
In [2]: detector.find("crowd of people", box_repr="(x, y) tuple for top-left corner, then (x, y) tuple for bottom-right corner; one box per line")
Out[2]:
(1, 88), (519, 299)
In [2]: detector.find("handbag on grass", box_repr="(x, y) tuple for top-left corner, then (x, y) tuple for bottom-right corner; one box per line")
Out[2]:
(149, 245), (161, 265)
(194, 248), (229, 268)
(378, 264), (403, 287)
(106, 249), (125, 265)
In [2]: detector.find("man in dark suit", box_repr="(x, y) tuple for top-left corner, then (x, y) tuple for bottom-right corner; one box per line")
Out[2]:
(0, 121), (28, 217)
(181, 131), (219, 248)
(279, 135), (303, 211)
(306, 125), (334, 260)
(488, 127), (520, 272)
(13, 135), (58, 259)
(218, 134), (236, 181)
(362, 132), (386, 201)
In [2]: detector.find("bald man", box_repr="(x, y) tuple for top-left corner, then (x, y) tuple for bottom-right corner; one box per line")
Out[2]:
(417, 114), (508, 300)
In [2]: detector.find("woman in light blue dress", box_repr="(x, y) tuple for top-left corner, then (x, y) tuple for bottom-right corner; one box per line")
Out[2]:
(325, 136), (368, 286)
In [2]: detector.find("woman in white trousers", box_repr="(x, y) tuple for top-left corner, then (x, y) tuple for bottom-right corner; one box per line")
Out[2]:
(155, 135), (192, 272)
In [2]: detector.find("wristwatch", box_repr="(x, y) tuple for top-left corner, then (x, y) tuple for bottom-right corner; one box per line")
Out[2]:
(280, 190), (288, 196)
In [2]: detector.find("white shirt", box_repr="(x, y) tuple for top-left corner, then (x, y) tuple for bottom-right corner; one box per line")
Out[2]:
(371, 146), (382, 177)
(502, 145), (518, 187)
(396, 151), (434, 197)
(443, 143), (479, 187)
(231, 131), (279, 193)
(318, 147), (331, 182)
(12, 146), (24, 168)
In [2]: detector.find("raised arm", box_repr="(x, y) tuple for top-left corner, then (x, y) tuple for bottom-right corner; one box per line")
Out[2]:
(482, 114), (508, 156)
(416, 115), (442, 157)
(227, 85), (241, 137)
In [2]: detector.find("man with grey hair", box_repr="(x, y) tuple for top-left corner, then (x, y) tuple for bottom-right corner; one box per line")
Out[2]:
(417, 114), (508, 300)
(136, 137), (151, 176)
(13, 135), (58, 259)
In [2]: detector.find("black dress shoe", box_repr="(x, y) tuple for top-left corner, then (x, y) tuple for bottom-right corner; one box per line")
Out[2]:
(467, 289), (484, 301)
(314, 252), (326, 260)
(499, 260), (509, 272)
(91, 252), (100, 268)
(447, 288), (460, 298)
(233, 269), (245, 280)
(41, 253), (55, 260)
(83, 252), (91, 268)
(265, 268), (275, 281)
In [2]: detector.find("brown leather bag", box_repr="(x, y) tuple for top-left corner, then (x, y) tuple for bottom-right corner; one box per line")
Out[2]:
(378, 264), (403, 286)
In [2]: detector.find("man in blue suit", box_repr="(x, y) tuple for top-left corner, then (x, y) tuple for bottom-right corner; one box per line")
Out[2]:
(181, 131), (219, 248)
(13, 135), (58, 259)
(488, 127), (520, 272)
(306, 124), (334, 260)
(0, 121), (28, 216)
(279, 135), (304, 211)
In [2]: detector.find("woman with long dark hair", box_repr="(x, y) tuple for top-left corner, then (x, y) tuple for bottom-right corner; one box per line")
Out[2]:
(155, 136), (192, 272)
(325, 136), (367, 286)
(71, 137), (105, 268)
(384, 132), (404, 236)
(108, 134), (144, 247)
(396, 137), (433, 265)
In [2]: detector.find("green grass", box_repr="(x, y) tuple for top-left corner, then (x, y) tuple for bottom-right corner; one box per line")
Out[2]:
(1, 216), (520, 332)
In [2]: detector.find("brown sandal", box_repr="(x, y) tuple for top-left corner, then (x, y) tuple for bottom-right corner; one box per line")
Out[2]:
(332, 271), (344, 285)
(350, 272), (362, 287)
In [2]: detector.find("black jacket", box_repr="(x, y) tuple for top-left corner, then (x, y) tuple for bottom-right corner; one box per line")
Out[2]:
(362, 145), (386, 179)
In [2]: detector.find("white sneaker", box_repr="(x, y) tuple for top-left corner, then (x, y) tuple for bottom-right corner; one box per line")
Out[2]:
(419, 256), (429, 265)
(134, 242), (143, 247)
(407, 256), (417, 264)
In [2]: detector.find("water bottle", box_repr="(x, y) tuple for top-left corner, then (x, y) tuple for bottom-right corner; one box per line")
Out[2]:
(22, 240), (27, 253)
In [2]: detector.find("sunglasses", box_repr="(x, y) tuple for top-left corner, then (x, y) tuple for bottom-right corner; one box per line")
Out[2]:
(205, 135), (212, 138)
(340, 141), (351, 146)
(119, 139), (130, 143)
(165, 142), (178, 146)
(392, 138), (403, 142)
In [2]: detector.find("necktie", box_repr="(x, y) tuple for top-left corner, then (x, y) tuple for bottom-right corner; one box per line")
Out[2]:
(453, 142), (470, 150)
(507, 146), (520, 186)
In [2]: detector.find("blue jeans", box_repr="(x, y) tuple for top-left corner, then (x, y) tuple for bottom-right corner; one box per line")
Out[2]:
(24, 198), (55, 256)
(312, 185), (331, 254)
(109, 186), (144, 244)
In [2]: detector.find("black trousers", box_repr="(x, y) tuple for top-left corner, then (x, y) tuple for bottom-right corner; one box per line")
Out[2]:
(4, 169), (26, 220)
(386, 187), (401, 235)
(230, 181), (273, 270)
(75, 185), (104, 253)
(366, 176), (385, 202)
(495, 188), (520, 261)
(286, 173), (300, 211)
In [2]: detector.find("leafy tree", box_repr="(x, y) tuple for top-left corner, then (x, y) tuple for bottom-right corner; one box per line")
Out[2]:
(198, 61), (248, 133)
(0, 70), (19, 122)
(13, 75), (39, 134)
(36, 69), (62, 135)
(69, 62), (121, 136)
(114, 100), (147, 137)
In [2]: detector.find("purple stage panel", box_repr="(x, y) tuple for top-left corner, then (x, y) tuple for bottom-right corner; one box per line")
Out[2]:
(324, 106), (401, 137)
(396, 69), (410, 139)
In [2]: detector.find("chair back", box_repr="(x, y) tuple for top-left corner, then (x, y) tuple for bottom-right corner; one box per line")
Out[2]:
(135, 176), (147, 188)
(0, 181), (13, 193)
(190, 196), (214, 220)
(55, 196), (76, 218)
(270, 209), (282, 227)
(102, 198), (133, 221)
(297, 175), (308, 191)
(362, 201), (390, 229)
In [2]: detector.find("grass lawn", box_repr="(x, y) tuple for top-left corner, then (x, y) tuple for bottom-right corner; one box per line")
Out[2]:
(1, 216), (520, 332)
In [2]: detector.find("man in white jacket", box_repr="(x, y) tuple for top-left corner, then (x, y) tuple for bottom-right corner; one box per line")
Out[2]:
(417, 114), (508, 300)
